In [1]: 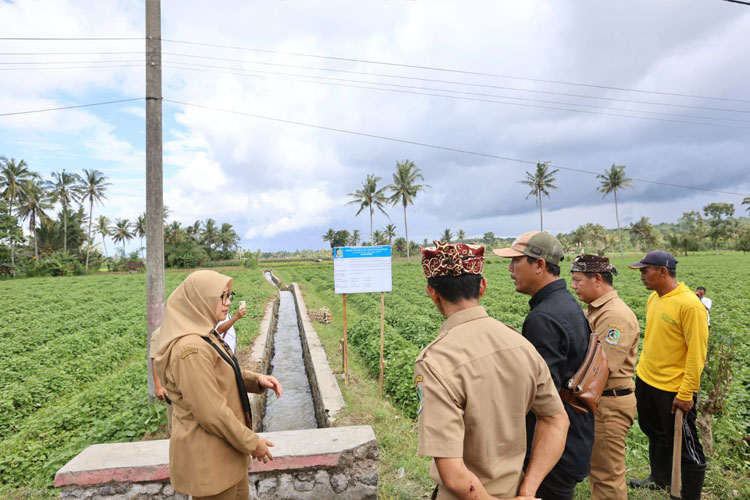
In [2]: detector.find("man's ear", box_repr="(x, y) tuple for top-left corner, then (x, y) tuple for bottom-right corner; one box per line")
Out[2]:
(478, 277), (487, 298)
(426, 284), (440, 303)
(536, 258), (546, 274)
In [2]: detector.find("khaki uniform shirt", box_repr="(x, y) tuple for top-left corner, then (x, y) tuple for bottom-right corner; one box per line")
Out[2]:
(586, 290), (640, 391)
(164, 333), (264, 497)
(415, 306), (563, 499)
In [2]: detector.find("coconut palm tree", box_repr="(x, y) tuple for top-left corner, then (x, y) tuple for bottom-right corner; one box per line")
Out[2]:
(218, 223), (239, 255)
(164, 221), (185, 245)
(373, 230), (385, 246)
(78, 169), (111, 273)
(95, 215), (111, 257)
(111, 218), (134, 256)
(383, 223), (397, 245)
(386, 160), (430, 261)
(347, 174), (390, 245)
(597, 164), (633, 258)
(743, 196), (750, 215)
(185, 219), (202, 241)
(16, 178), (53, 261)
(0, 157), (33, 272)
(456, 229), (466, 243)
(441, 228), (453, 243)
(135, 214), (146, 257)
(322, 228), (336, 248)
(45, 169), (82, 253)
(200, 219), (218, 256)
(519, 161), (559, 232)
(349, 229), (361, 246)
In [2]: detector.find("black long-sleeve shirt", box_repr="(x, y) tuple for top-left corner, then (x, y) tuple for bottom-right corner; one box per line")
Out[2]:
(523, 279), (595, 481)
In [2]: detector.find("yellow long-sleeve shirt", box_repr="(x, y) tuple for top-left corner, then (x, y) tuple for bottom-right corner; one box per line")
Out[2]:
(636, 282), (708, 401)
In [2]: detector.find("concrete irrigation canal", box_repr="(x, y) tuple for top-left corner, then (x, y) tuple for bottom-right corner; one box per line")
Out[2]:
(262, 271), (318, 431)
(54, 270), (377, 499)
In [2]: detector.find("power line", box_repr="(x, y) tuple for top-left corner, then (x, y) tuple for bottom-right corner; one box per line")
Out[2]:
(163, 99), (750, 197)
(162, 63), (750, 128)
(0, 64), (142, 72)
(160, 52), (750, 115)
(0, 51), (142, 55)
(0, 37), (141, 41)
(0, 98), (144, 117)
(9, 48), (746, 114)
(0, 59), (143, 65)
(161, 38), (750, 104)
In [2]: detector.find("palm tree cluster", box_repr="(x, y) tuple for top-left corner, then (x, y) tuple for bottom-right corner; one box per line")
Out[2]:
(0, 157), (112, 275)
(345, 159), (430, 260)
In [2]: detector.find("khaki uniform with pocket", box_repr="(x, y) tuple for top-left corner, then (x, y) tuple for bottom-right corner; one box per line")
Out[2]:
(415, 306), (564, 500)
(585, 290), (640, 500)
(162, 333), (264, 497)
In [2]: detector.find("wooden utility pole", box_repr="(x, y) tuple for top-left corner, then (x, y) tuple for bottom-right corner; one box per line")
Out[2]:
(145, 0), (165, 402)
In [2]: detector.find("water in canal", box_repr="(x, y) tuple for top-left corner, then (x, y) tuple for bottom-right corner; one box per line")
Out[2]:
(262, 272), (318, 431)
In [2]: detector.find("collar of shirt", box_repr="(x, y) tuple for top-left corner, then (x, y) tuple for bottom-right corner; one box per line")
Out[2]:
(437, 306), (489, 339)
(528, 279), (567, 309)
(588, 289), (619, 310)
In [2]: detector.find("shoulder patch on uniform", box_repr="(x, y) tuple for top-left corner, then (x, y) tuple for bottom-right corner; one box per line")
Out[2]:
(605, 329), (620, 345)
(414, 375), (423, 386)
(180, 348), (199, 359)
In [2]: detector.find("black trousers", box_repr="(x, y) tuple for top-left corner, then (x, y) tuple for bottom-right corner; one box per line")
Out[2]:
(534, 466), (579, 500)
(635, 377), (705, 467)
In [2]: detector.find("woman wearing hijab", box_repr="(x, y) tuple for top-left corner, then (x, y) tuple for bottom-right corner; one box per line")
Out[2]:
(154, 270), (282, 500)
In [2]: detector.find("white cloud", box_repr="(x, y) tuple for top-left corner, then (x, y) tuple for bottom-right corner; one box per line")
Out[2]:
(1, 0), (749, 252)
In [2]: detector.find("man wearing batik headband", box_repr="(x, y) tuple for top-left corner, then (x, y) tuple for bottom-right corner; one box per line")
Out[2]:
(415, 241), (569, 500)
(569, 255), (639, 500)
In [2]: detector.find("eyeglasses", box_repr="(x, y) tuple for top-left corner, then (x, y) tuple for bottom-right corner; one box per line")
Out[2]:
(220, 291), (236, 304)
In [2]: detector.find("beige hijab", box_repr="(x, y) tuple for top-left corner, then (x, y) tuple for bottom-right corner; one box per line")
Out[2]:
(154, 270), (232, 381)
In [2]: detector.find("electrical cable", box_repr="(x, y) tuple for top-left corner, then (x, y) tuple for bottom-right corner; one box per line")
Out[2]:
(160, 52), (750, 114)
(0, 59), (143, 65)
(163, 99), (750, 197)
(0, 64), (142, 71)
(162, 63), (750, 128)
(160, 38), (750, 104)
(0, 37), (141, 41)
(0, 98), (144, 117)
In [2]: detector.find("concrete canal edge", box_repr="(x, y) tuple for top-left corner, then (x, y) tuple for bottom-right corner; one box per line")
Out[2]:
(248, 293), (280, 432)
(290, 282), (346, 427)
(54, 426), (378, 499)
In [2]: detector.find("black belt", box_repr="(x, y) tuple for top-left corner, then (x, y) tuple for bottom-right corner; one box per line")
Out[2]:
(602, 388), (632, 397)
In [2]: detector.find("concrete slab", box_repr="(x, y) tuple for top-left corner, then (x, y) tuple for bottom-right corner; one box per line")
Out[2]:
(54, 426), (375, 488)
(292, 283), (345, 424)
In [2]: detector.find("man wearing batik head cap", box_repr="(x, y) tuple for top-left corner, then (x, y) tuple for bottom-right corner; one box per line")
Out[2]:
(628, 251), (707, 500)
(415, 241), (569, 500)
(494, 231), (594, 500)
(569, 255), (639, 500)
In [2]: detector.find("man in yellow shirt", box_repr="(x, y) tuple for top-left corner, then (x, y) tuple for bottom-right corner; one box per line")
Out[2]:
(628, 251), (708, 500)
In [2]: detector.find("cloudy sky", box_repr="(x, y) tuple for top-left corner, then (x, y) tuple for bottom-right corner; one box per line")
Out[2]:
(1, 0), (749, 252)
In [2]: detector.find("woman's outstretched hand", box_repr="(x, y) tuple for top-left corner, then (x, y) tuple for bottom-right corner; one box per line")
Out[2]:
(251, 438), (275, 463)
(258, 374), (282, 398)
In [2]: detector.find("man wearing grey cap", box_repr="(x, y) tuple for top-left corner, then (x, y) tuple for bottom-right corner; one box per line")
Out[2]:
(628, 251), (708, 500)
(494, 231), (594, 500)
(570, 255), (639, 500)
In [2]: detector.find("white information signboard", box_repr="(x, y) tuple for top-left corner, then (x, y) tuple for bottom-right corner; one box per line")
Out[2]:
(333, 245), (392, 294)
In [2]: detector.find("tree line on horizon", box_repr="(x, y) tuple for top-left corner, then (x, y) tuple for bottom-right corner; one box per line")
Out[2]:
(0, 156), (243, 277)
(325, 159), (750, 258)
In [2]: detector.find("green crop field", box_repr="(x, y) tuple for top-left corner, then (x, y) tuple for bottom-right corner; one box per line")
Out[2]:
(1, 253), (748, 499)
(0, 270), (276, 499)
